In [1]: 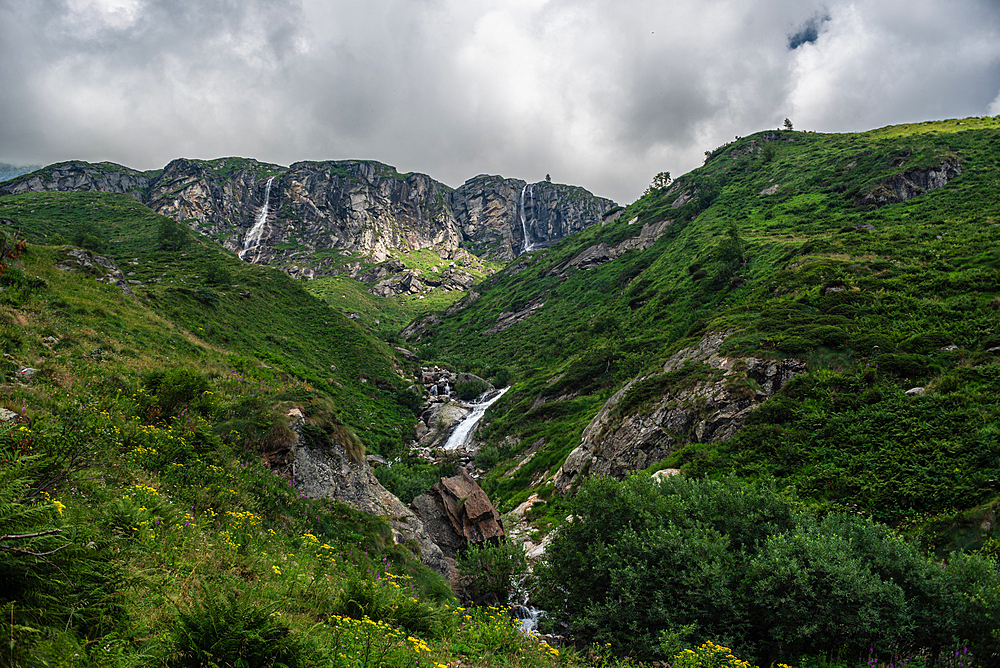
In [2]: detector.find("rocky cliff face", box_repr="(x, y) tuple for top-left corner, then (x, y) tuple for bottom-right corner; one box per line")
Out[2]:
(0, 159), (615, 271)
(0, 161), (151, 199)
(449, 176), (616, 260)
(553, 330), (806, 493)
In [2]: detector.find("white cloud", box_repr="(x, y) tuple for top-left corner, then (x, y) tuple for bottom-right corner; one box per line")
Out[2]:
(2, 0), (999, 204)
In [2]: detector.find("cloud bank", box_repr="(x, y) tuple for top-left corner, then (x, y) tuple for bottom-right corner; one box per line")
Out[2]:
(2, 0), (999, 204)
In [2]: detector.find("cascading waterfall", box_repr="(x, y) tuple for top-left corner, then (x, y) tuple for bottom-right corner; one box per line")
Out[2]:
(442, 387), (510, 451)
(519, 185), (536, 254)
(239, 176), (275, 261)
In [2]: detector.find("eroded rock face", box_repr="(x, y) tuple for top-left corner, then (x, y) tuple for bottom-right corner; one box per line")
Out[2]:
(553, 331), (806, 493)
(449, 177), (616, 260)
(2, 160), (616, 270)
(274, 418), (450, 578)
(859, 159), (962, 208)
(0, 161), (150, 199)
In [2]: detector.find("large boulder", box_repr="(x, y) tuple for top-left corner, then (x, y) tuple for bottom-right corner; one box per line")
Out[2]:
(411, 470), (504, 564)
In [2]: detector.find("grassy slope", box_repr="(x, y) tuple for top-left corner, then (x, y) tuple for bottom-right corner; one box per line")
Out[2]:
(0, 199), (582, 666)
(305, 248), (504, 340)
(0, 191), (420, 452)
(414, 117), (1000, 544)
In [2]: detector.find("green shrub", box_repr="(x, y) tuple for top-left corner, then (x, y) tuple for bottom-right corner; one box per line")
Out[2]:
(143, 367), (214, 419)
(457, 539), (528, 606)
(535, 474), (1000, 663)
(169, 588), (305, 668)
(333, 564), (449, 638)
(455, 376), (489, 401)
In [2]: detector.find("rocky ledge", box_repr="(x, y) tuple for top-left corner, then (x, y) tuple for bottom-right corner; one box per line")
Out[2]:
(554, 330), (806, 493)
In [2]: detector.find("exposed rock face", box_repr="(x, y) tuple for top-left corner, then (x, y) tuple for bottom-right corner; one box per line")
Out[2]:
(859, 159), (962, 208)
(146, 158), (273, 255)
(449, 176), (615, 260)
(553, 331), (806, 493)
(0, 161), (150, 199)
(274, 417), (450, 578)
(483, 294), (547, 335)
(1, 160), (615, 271)
(549, 218), (673, 275)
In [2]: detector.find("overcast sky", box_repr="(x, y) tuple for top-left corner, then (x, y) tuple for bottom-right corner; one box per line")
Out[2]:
(2, 0), (999, 204)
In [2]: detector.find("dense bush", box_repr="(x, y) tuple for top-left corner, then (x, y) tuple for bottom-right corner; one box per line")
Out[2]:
(457, 539), (528, 606)
(455, 376), (490, 401)
(535, 474), (1000, 664)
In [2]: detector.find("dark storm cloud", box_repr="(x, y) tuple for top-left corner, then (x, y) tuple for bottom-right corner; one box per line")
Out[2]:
(788, 13), (830, 49)
(2, 0), (1000, 204)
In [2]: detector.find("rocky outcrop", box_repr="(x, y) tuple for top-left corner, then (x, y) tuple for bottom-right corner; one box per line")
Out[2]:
(275, 416), (450, 578)
(859, 159), (962, 208)
(2, 160), (615, 272)
(483, 294), (547, 335)
(411, 470), (504, 564)
(450, 177), (615, 260)
(553, 330), (806, 493)
(0, 161), (151, 199)
(549, 218), (673, 275)
(54, 248), (139, 294)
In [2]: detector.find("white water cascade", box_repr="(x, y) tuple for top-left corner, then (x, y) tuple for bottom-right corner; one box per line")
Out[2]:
(239, 176), (276, 261)
(442, 387), (510, 451)
(519, 185), (537, 254)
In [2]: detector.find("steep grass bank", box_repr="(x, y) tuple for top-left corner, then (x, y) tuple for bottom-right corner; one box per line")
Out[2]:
(410, 117), (1000, 543)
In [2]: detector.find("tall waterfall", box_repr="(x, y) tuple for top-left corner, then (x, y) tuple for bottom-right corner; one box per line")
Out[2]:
(239, 176), (275, 261)
(519, 185), (537, 254)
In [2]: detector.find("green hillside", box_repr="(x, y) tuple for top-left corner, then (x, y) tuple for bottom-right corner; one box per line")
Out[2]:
(3, 115), (1000, 666)
(410, 116), (1000, 540)
(0, 196), (586, 667)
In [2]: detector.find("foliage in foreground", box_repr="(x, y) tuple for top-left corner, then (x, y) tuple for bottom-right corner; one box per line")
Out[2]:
(535, 474), (1000, 665)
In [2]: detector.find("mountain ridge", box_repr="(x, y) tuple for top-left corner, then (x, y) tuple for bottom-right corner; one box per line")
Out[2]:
(0, 157), (617, 274)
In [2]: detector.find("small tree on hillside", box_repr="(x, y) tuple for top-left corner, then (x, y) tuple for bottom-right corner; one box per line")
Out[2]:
(644, 171), (672, 196)
(158, 217), (189, 251)
(783, 118), (794, 131)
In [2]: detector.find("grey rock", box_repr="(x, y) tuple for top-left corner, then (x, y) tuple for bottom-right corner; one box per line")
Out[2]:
(905, 387), (926, 396)
(15, 367), (39, 382)
(859, 159), (962, 208)
(554, 330), (806, 493)
(276, 417), (450, 578)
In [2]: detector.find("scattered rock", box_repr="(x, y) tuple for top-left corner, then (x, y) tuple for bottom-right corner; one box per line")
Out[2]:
(905, 387), (926, 396)
(652, 468), (682, 482)
(15, 367), (39, 382)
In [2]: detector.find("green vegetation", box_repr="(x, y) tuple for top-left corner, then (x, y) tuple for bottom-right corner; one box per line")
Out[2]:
(5, 115), (1000, 666)
(412, 116), (1000, 534)
(0, 222), (581, 667)
(537, 475), (1000, 664)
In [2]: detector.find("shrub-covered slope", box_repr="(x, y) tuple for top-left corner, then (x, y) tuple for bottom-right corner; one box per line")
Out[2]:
(0, 197), (586, 666)
(408, 116), (1000, 543)
(0, 191), (422, 451)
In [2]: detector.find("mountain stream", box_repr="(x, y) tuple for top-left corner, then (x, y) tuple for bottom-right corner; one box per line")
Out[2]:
(442, 387), (510, 451)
